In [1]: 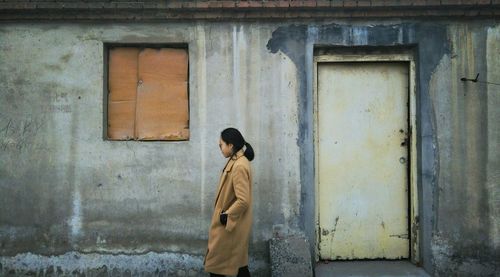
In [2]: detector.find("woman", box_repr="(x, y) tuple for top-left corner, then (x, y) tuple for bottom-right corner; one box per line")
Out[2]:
(204, 128), (255, 277)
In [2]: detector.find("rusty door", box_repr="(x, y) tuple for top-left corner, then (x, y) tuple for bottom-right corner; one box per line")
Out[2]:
(317, 62), (409, 260)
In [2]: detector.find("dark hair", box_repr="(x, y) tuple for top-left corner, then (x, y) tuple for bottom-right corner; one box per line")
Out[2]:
(220, 128), (254, 161)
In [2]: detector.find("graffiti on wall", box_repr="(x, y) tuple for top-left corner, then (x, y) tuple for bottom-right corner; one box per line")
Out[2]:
(0, 112), (45, 151)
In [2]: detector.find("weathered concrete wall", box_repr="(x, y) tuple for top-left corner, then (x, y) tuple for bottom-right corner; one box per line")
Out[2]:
(0, 22), (301, 275)
(429, 23), (500, 276)
(0, 20), (499, 276)
(265, 20), (499, 276)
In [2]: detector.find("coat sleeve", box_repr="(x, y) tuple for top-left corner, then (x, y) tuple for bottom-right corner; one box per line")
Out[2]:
(225, 164), (250, 232)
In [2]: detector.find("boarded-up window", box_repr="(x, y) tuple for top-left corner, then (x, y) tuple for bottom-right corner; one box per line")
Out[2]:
(107, 47), (189, 141)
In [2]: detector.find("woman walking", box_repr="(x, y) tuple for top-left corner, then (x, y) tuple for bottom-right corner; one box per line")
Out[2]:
(204, 128), (255, 277)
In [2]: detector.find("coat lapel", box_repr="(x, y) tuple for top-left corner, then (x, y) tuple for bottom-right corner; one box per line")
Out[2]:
(213, 150), (244, 208)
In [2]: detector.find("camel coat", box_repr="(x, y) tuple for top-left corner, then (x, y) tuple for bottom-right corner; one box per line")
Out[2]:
(204, 150), (253, 276)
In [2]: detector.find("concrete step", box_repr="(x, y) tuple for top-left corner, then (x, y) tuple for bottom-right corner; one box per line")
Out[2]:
(315, 260), (430, 277)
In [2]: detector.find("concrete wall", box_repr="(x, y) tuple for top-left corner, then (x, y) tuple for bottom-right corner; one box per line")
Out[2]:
(0, 20), (498, 276)
(429, 23), (500, 275)
(266, 20), (499, 275)
(0, 22), (301, 275)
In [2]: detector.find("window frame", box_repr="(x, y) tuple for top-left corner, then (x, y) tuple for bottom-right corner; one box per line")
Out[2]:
(103, 43), (190, 142)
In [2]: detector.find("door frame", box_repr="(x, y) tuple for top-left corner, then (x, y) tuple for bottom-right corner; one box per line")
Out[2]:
(313, 52), (419, 264)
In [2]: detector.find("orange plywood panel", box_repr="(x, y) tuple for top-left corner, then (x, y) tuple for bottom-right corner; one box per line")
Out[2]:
(108, 48), (139, 139)
(109, 48), (139, 101)
(108, 101), (136, 140)
(136, 81), (189, 140)
(139, 48), (188, 83)
(136, 48), (189, 140)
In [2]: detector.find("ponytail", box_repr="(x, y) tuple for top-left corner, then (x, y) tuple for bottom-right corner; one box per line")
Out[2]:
(244, 142), (254, 161)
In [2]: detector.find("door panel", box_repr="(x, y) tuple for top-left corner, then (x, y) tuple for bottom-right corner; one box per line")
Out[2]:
(317, 62), (409, 260)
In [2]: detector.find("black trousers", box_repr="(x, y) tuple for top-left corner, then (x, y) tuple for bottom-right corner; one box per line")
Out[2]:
(210, 266), (250, 277)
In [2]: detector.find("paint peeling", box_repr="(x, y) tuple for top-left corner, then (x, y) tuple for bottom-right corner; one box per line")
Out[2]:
(331, 217), (339, 239)
(389, 234), (409, 240)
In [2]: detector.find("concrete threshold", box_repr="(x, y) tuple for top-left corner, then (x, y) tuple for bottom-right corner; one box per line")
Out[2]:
(315, 260), (430, 277)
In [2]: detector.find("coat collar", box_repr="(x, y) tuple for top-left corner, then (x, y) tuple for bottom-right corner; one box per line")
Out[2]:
(223, 149), (245, 172)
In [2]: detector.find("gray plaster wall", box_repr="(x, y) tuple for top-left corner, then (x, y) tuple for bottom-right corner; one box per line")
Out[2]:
(0, 20), (499, 276)
(428, 23), (500, 276)
(265, 20), (499, 276)
(0, 22), (301, 275)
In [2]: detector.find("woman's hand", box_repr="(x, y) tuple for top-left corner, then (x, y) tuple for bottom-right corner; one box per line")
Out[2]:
(219, 211), (228, 226)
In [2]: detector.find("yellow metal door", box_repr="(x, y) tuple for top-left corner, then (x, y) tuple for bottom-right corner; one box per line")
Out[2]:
(317, 62), (409, 260)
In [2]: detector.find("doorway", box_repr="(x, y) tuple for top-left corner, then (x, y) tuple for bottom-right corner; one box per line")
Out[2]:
(314, 53), (419, 263)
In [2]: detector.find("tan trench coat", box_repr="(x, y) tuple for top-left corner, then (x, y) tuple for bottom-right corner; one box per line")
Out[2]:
(204, 150), (253, 276)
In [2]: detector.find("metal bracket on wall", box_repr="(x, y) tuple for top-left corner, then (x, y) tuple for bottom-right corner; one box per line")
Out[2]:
(461, 73), (500, 86)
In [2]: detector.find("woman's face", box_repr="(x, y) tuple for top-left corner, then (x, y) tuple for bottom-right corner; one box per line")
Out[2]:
(219, 138), (233, 158)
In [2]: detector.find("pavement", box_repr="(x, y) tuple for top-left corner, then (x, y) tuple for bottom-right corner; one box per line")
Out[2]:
(315, 260), (431, 277)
